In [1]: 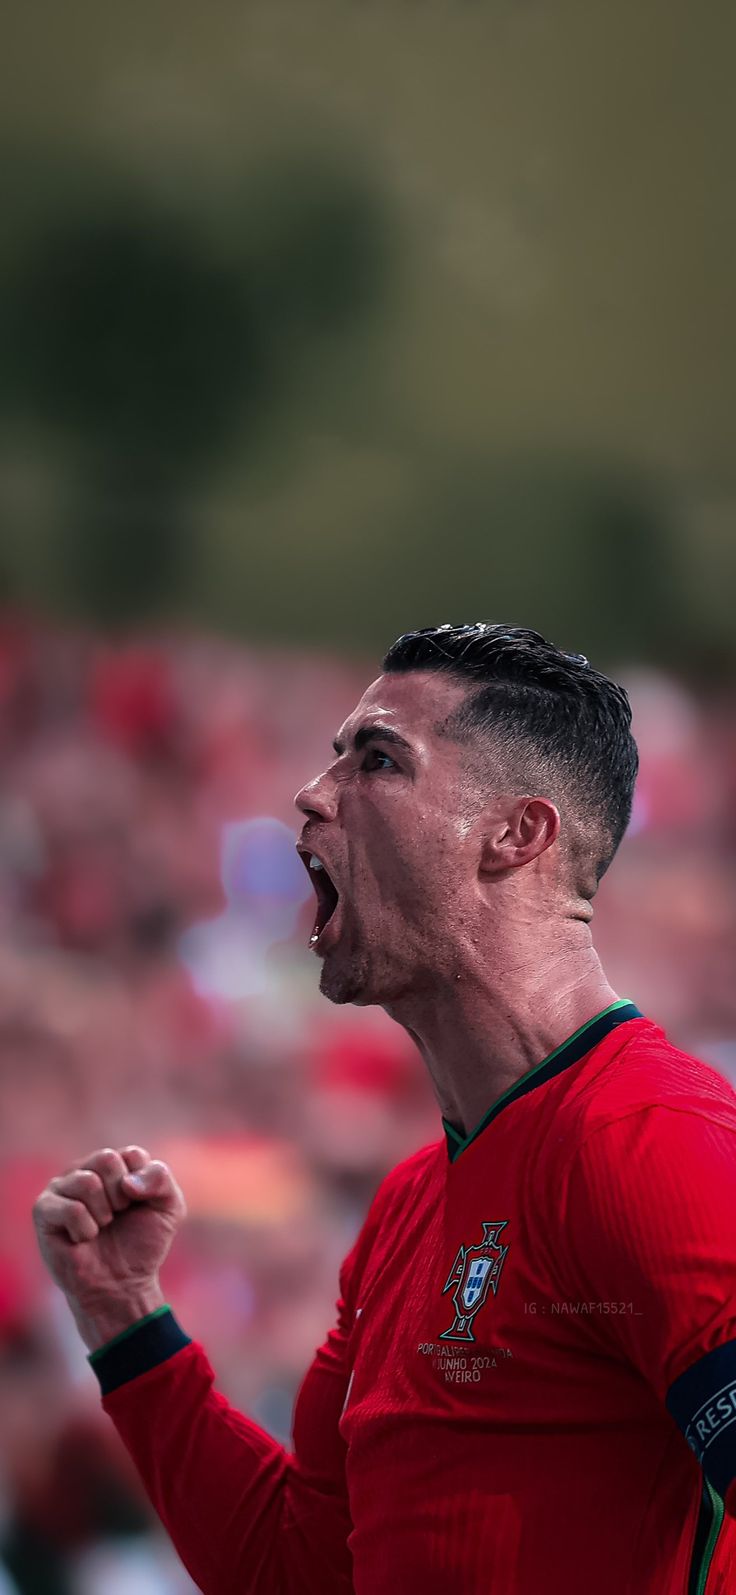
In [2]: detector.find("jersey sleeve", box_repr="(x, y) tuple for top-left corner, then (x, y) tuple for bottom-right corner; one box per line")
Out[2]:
(560, 1104), (736, 1511)
(94, 1248), (360, 1595)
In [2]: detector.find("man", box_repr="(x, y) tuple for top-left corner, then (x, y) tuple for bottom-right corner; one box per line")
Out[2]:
(33, 623), (736, 1593)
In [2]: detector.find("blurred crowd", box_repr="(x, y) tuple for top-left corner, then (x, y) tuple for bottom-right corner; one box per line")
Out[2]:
(0, 610), (734, 1594)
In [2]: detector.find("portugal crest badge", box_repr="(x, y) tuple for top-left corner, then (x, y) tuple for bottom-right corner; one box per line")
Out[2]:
(439, 1221), (509, 1342)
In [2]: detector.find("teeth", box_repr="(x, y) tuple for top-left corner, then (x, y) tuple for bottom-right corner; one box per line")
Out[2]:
(309, 854), (325, 871)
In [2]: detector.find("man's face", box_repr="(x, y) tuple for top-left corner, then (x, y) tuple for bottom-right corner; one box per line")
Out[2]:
(294, 669), (488, 1006)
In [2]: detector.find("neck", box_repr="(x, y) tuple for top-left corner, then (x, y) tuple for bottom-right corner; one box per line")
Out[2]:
(384, 920), (619, 1137)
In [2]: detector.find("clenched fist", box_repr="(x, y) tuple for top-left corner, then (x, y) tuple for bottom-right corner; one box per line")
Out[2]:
(32, 1145), (187, 1352)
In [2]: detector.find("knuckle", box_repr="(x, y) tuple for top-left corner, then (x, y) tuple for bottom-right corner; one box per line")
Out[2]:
(88, 1148), (125, 1177)
(94, 1147), (122, 1166)
(72, 1199), (96, 1230)
(65, 1167), (100, 1193)
(77, 1169), (104, 1191)
(51, 1170), (101, 1199)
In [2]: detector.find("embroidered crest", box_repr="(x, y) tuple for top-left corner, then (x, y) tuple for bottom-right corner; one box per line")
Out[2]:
(439, 1221), (509, 1342)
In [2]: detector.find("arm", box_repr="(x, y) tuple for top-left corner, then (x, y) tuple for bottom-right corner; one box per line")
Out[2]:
(91, 1271), (357, 1595)
(560, 1103), (736, 1516)
(33, 1146), (366, 1595)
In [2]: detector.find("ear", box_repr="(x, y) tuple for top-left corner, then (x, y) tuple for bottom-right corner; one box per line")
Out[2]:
(479, 795), (560, 875)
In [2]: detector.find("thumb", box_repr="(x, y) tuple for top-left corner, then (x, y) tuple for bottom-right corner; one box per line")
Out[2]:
(123, 1170), (151, 1195)
(121, 1161), (182, 1211)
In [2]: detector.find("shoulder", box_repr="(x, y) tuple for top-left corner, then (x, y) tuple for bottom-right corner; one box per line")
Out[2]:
(541, 1019), (736, 1207)
(339, 1141), (441, 1300)
(366, 1140), (442, 1220)
(557, 1016), (736, 1154)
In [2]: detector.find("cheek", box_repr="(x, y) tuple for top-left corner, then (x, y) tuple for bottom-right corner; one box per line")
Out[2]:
(347, 800), (454, 908)
(384, 838), (449, 914)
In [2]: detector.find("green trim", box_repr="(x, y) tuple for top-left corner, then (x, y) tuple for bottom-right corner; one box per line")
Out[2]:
(443, 999), (638, 1162)
(88, 1304), (171, 1363)
(443, 1120), (465, 1149)
(693, 1480), (725, 1595)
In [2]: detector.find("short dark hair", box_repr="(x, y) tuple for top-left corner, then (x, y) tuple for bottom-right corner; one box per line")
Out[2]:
(382, 623), (639, 898)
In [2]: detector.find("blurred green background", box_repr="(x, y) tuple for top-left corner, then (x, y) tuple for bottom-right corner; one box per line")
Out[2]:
(1, 0), (734, 669)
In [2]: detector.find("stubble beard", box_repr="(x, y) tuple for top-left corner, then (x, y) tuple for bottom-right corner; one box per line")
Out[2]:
(317, 913), (378, 1006)
(318, 928), (416, 1009)
(319, 944), (372, 1006)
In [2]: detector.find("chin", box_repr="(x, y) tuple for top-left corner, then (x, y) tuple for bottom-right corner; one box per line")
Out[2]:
(318, 946), (407, 1009)
(319, 955), (372, 1007)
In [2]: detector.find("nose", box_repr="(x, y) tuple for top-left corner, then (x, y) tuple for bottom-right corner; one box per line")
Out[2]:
(294, 769), (337, 822)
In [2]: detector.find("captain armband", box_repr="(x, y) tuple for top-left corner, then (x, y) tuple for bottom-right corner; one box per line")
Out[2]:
(666, 1339), (736, 1499)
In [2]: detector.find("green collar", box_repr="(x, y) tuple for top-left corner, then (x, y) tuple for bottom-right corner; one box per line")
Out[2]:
(443, 998), (642, 1163)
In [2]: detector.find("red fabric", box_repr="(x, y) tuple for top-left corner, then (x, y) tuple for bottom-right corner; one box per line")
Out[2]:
(102, 1019), (736, 1593)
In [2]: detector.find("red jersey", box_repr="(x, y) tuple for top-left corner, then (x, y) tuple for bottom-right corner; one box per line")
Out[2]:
(92, 1002), (736, 1592)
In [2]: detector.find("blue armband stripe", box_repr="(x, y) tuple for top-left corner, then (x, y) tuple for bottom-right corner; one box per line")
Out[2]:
(666, 1338), (736, 1498)
(88, 1307), (192, 1395)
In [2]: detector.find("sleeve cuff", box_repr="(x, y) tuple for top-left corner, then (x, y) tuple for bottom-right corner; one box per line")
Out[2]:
(88, 1305), (192, 1395)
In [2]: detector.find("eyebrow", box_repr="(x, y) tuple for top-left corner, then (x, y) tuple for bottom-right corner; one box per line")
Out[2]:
(332, 724), (415, 758)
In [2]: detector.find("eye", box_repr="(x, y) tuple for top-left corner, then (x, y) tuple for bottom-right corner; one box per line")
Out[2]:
(362, 747), (397, 772)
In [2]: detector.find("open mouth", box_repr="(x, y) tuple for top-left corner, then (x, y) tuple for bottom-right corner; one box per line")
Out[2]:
(299, 850), (341, 947)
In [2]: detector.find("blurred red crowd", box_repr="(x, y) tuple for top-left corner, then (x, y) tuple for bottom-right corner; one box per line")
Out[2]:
(0, 611), (734, 1593)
